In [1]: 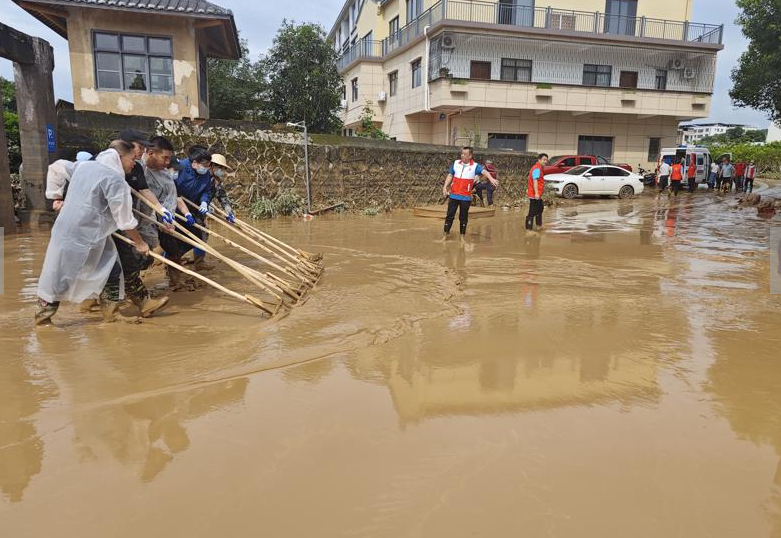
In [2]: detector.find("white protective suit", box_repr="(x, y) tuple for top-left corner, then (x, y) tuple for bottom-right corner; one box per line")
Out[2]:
(37, 149), (138, 303)
(45, 159), (77, 200)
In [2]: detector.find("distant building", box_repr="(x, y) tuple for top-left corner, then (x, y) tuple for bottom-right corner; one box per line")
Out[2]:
(14, 0), (241, 119)
(329, 0), (724, 167)
(677, 122), (761, 144)
(767, 123), (781, 144)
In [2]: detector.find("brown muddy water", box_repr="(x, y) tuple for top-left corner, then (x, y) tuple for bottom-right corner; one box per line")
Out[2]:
(2, 188), (781, 537)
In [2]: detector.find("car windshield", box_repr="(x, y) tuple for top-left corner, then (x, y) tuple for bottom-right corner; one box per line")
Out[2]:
(548, 156), (563, 165)
(565, 166), (590, 176)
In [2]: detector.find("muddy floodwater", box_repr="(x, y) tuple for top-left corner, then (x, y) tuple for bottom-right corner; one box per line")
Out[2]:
(2, 188), (781, 537)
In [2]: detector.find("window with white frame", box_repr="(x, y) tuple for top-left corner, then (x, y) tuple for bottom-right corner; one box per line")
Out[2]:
(406, 0), (423, 22)
(351, 78), (359, 101)
(93, 31), (173, 93)
(655, 69), (668, 90)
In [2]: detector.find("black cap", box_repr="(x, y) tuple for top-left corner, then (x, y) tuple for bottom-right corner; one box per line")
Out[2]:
(119, 128), (151, 147)
(168, 156), (183, 171)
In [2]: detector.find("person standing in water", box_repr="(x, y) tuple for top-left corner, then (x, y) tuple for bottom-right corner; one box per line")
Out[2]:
(525, 153), (548, 230)
(670, 157), (683, 196)
(442, 146), (497, 242)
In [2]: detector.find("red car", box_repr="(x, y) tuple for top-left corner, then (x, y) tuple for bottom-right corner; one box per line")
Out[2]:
(544, 155), (632, 175)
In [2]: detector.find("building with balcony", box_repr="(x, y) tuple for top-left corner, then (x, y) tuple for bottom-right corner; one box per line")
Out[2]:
(329, 0), (723, 167)
(678, 122), (761, 144)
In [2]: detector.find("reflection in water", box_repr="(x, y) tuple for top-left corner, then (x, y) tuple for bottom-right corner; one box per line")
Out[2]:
(0, 335), (56, 503)
(73, 378), (248, 483)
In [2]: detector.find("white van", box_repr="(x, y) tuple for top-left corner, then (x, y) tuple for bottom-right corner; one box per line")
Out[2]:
(658, 146), (733, 184)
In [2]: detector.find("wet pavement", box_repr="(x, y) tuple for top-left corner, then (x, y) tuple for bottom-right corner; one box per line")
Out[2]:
(2, 186), (781, 537)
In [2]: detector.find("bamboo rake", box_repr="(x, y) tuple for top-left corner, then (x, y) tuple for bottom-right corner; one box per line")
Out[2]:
(111, 232), (278, 316)
(132, 208), (291, 303)
(129, 191), (294, 302)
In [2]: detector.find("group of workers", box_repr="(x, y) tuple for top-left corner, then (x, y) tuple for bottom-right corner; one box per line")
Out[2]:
(657, 155), (756, 196)
(35, 129), (236, 325)
(441, 146), (548, 241)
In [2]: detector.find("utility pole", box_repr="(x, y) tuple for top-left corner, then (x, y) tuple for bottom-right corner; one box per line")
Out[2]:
(287, 121), (311, 214)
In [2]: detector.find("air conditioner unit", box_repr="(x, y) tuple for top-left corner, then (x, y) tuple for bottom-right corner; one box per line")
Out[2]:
(682, 68), (696, 79)
(377, 91), (387, 102)
(442, 33), (456, 50)
(668, 58), (686, 70)
(340, 98), (348, 108)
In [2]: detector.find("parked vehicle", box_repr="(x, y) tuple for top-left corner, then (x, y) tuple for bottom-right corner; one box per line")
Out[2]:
(637, 165), (657, 186)
(546, 165), (645, 199)
(657, 145), (730, 185)
(544, 155), (633, 176)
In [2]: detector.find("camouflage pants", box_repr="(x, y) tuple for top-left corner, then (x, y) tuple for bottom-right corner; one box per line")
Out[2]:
(109, 235), (150, 302)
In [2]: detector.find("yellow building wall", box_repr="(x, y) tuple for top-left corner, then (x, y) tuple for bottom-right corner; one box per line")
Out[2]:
(66, 7), (207, 119)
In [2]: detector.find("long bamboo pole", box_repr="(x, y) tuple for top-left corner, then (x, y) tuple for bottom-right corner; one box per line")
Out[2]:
(182, 197), (320, 281)
(129, 191), (295, 301)
(132, 208), (291, 303)
(195, 198), (323, 267)
(111, 233), (278, 316)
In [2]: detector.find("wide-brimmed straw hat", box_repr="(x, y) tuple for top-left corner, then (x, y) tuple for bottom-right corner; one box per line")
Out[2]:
(210, 153), (232, 170)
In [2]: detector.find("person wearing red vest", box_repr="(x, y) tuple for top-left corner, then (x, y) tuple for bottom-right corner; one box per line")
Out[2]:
(670, 157), (684, 196)
(744, 161), (757, 193)
(442, 146), (497, 240)
(525, 153), (549, 230)
(687, 154), (697, 193)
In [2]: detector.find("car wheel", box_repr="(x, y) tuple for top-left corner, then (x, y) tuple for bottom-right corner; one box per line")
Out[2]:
(618, 185), (634, 199)
(562, 184), (579, 199)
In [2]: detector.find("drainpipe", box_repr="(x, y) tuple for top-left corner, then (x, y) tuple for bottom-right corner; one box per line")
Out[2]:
(424, 24), (431, 112)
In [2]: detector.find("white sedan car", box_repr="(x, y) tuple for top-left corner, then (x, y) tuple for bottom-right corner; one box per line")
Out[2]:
(546, 165), (645, 199)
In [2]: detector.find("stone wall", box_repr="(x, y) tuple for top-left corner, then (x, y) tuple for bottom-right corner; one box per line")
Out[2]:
(57, 110), (538, 210)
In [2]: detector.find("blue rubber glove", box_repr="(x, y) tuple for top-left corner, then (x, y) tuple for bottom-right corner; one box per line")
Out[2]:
(184, 213), (195, 226)
(161, 208), (174, 224)
(198, 201), (209, 215)
(226, 212), (235, 224)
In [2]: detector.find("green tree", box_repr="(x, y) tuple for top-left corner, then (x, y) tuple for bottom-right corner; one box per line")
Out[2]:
(356, 101), (388, 139)
(262, 21), (343, 133)
(207, 38), (265, 120)
(1, 76), (21, 173)
(730, 0), (781, 122)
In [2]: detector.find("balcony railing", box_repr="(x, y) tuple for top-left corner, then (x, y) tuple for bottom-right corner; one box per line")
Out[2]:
(337, 0), (723, 71)
(336, 39), (384, 71)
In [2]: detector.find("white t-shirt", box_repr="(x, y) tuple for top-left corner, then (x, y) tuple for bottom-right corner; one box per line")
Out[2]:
(659, 162), (671, 176)
(710, 162), (719, 174)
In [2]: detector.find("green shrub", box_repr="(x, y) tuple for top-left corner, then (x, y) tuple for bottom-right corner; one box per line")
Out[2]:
(274, 190), (305, 216)
(250, 197), (276, 219)
(363, 206), (380, 216)
(250, 189), (305, 219)
(542, 184), (558, 206)
(706, 141), (781, 178)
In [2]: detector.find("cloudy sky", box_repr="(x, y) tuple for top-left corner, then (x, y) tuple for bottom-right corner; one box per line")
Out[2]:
(0, 0), (769, 128)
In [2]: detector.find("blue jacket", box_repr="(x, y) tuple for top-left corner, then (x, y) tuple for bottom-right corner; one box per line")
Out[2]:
(175, 157), (212, 206)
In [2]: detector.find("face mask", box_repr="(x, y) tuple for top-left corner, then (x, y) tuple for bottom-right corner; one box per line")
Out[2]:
(195, 166), (209, 175)
(168, 170), (178, 181)
(214, 168), (224, 178)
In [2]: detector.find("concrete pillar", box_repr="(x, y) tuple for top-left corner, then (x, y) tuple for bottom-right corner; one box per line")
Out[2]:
(0, 103), (15, 231)
(13, 37), (56, 213)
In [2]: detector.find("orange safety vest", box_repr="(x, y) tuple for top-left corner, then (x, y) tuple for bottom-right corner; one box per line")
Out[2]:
(670, 163), (683, 181)
(527, 162), (544, 198)
(688, 161), (696, 178)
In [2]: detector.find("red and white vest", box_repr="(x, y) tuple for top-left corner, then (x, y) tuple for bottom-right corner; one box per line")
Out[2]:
(451, 160), (480, 198)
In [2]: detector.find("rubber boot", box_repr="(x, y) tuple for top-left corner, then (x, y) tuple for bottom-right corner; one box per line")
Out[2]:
(193, 253), (214, 271)
(167, 266), (185, 290)
(525, 216), (534, 230)
(131, 295), (170, 318)
(34, 299), (59, 325)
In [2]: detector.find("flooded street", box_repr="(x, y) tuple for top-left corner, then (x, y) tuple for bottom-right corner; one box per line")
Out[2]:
(2, 187), (781, 537)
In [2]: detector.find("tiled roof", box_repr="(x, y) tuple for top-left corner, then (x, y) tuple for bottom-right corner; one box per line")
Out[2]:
(24, 0), (232, 18)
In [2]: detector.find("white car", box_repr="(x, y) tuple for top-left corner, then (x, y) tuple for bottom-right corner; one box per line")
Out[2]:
(546, 165), (645, 199)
